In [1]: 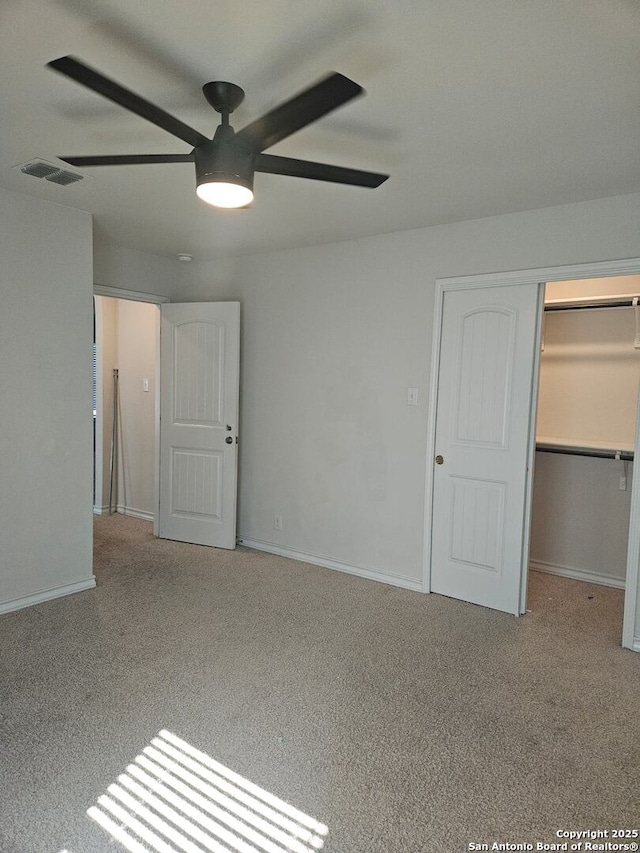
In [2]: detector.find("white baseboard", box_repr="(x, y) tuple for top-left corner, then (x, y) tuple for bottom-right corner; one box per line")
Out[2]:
(93, 505), (153, 521)
(530, 559), (626, 590)
(116, 505), (154, 522)
(0, 577), (96, 616)
(238, 537), (423, 592)
(633, 637), (640, 653)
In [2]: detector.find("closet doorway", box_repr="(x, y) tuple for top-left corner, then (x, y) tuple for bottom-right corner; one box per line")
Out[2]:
(425, 259), (640, 650)
(528, 276), (640, 630)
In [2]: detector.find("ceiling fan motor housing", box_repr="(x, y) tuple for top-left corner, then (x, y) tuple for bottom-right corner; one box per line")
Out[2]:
(194, 138), (254, 197)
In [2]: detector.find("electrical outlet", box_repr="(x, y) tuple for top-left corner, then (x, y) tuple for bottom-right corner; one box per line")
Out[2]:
(274, 514), (283, 531)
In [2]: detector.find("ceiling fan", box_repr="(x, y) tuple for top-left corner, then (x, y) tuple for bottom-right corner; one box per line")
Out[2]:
(47, 56), (389, 209)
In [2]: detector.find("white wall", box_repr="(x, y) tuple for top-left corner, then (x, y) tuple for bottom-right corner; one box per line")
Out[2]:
(0, 187), (94, 613)
(540, 275), (640, 448)
(177, 192), (640, 636)
(531, 454), (632, 586)
(93, 238), (179, 299)
(184, 242), (431, 584)
(537, 304), (640, 447)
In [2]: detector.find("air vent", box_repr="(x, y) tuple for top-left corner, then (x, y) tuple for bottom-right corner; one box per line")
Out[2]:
(14, 159), (86, 187)
(21, 161), (59, 179)
(45, 169), (83, 185)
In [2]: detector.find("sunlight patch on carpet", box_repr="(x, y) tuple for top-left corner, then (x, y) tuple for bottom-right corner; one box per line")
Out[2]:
(85, 729), (329, 853)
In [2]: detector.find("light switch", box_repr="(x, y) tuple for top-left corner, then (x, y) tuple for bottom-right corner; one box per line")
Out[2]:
(407, 387), (418, 406)
(142, 378), (149, 392)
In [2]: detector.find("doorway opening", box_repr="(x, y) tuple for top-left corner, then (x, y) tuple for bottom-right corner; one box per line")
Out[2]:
(93, 291), (241, 554)
(527, 274), (640, 634)
(93, 293), (161, 523)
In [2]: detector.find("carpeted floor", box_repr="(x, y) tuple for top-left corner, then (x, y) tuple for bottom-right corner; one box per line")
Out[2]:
(1, 514), (639, 853)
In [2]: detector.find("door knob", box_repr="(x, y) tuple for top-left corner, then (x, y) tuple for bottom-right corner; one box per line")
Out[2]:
(225, 436), (233, 444)
(435, 454), (444, 465)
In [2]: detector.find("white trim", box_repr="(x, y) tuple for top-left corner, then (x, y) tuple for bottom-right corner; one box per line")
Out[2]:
(622, 379), (640, 650)
(422, 281), (445, 592)
(424, 256), (640, 646)
(94, 504), (154, 520)
(0, 577), (96, 616)
(117, 505), (154, 522)
(530, 561), (626, 591)
(239, 538), (423, 592)
(153, 306), (162, 537)
(93, 284), (170, 304)
(633, 637), (640, 653)
(519, 284), (546, 613)
(439, 257), (640, 290)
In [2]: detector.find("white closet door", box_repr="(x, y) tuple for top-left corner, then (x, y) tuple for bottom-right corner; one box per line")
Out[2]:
(430, 284), (540, 614)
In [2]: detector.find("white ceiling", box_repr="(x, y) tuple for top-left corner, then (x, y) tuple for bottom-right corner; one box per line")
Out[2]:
(1, 0), (639, 261)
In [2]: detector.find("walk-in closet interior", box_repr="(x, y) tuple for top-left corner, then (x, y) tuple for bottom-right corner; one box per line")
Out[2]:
(530, 275), (640, 594)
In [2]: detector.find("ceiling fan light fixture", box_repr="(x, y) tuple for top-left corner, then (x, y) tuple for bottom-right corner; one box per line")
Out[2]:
(195, 140), (254, 209)
(196, 178), (254, 209)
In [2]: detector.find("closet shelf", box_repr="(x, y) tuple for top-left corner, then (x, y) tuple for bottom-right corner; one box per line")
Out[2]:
(544, 294), (640, 312)
(536, 437), (634, 461)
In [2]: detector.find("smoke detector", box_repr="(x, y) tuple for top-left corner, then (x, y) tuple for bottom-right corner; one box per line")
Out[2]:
(13, 158), (87, 186)
(177, 254), (193, 262)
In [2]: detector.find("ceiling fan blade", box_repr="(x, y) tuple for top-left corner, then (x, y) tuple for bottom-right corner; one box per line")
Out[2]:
(234, 72), (363, 152)
(48, 56), (209, 149)
(59, 154), (195, 167)
(255, 153), (389, 188)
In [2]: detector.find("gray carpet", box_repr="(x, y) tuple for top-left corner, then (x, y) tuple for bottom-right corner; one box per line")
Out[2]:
(1, 514), (638, 853)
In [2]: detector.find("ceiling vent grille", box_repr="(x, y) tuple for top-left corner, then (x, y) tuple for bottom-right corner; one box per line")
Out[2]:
(46, 169), (83, 185)
(21, 161), (58, 179)
(15, 159), (85, 186)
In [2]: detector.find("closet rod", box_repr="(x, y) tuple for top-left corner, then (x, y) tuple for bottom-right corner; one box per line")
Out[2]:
(536, 444), (634, 461)
(544, 296), (640, 312)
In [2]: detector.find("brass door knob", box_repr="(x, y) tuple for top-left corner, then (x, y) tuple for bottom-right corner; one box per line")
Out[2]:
(435, 454), (444, 465)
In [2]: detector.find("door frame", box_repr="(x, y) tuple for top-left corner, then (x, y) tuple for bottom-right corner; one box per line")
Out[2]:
(622, 381), (640, 651)
(93, 285), (169, 531)
(423, 257), (640, 651)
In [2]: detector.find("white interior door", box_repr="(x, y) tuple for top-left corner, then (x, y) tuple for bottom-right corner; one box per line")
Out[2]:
(158, 302), (240, 549)
(430, 283), (541, 614)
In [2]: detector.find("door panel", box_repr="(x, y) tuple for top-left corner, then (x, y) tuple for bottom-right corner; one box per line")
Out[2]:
(449, 475), (505, 571)
(431, 284), (540, 614)
(159, 302), (240, 549)
(455, 308), (515, 446)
